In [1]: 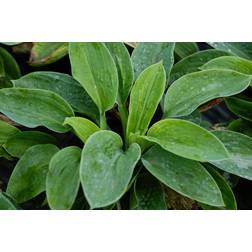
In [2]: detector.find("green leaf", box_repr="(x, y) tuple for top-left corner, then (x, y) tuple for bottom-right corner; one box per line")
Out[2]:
(6, 144), (59, 203)
(80, 130), (141, 208)
(164, 69), (252, 117)
(211, 130), (252, 180)
(0, 192), (18, 210)
(0, 146), (12, 160)
(169, 49), (230, 84)
(69, 42), (118, 115)
(126, 62), (166, 140)
(0, 47), (21, 79)
(228, 119), (252, 137)
(29, 42), (68, 66)
(46, 146), (81, 210)
(141, 145), (224, 207)
(13, 71), (99, 120)
(142, 119), (229, 162)
(0, 88), (74, 133)
(130, 172), (167, 210)
(131, 42), (175, 82)
(0, 120), (20, 145)
(200, 165), (237, 210)
(64, 117), (100, 143)
(208, 42), (252, 60)
(174, 42), (199, 59)
(105, 42), (134, 104)
(201, 56), (252, 76)
(3, 131), (57, 158)
(225, 97), (252, 122)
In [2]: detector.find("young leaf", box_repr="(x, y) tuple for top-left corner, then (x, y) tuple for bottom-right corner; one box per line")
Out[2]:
(130, 172), (167, 210)
(141, 145), (224, 207)
(69, 42), (118, 116)
(0, 88), (74, 133)
(46, 146), (81, 210)
(174, 42), (198, 59)
(208, 42), (252, 60)
(0, 47), (21, 79)
(0, 120), (20, 145)
(105, 42), (134, 104)
(6, 144), (59, 203)
(200, 165), (237, 210)
(142, 119), (229, 162)
(64, 117), (100, 143)
(80, 130), (141, 209)
(169, 49), (230, 84)
(3, 131), (57, 158)
(201, 56), (252, 76)
(131, 42), (175, 81)
(13, 71), (99, 120)
(225, 97), (252, 122)
(228, 119), (252, 137)
(0, 192), (18, 210)
(164, 69), (252, 117)
(211, 130), (252, 180)
(29, 42), (68, 66)
(126, 62), (166, 140)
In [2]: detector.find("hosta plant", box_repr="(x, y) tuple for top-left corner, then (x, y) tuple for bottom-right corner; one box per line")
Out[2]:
(0, 42), (252, 210)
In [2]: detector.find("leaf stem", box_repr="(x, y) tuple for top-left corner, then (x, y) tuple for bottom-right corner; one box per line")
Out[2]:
(99, 112), (107, 130)
(118, 102), (128, 144)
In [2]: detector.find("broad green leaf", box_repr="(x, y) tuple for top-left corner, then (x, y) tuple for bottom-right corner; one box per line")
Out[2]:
(80, 130), (141, 209)
(208, 42), (252, 60)
(142, 119), (229, 162)
(131, 42), (175, 81)
(0, 47), (21, 79)
(127, 62), (166, 140)
(0, 120), (20, 145)
(0, 193), (18, 210)
(211, 130), (252, 180)
(0, 146), (12, 160)
(0, 88), (74, 133)
(69, 42), (118, 115)
(3, 131), (57, 158)
(228, 119), (252, 137)
(201, 56), (252, 75)
(46, 146), (81, 210)
(105, 42), (134, 104)
(200, 165), (237, 210)
(174, 42), (198, 59)
(7, 144), (59, 203)
(225, 97), (252, 122)
(64, 117), (100, 143)
(13, 71), (99, 120)
(141, 145), (224, 207)
(169, 49), (230, 84)
(29, 42), (68, 66)
(130, 172), (167, 210)
(164, 69), (252, 117)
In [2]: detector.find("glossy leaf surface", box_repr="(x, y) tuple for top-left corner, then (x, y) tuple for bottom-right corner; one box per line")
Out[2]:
(7, 144), (59, 203)
(69, 42), (118, 114)
(105, 42), (134, 104)
(46, 146), (81, 210)
(211, 130), (252, 180)
(142, 145), (224, 206)
(0, 193), (17, 210)
(174, 42), (198, 59)
(0, 88), (74, 133)
(131, 42), (175, 81)
(4, 131), (57, 158)
(13, 71), (99, 120)
(127, 62), (166, 140)
(0, 120), (20, 145)
(64, 117), (100, 143)
(143, 119), (229, 162)
(165, 69), (251, 117)
(80, 131), (141, 208)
